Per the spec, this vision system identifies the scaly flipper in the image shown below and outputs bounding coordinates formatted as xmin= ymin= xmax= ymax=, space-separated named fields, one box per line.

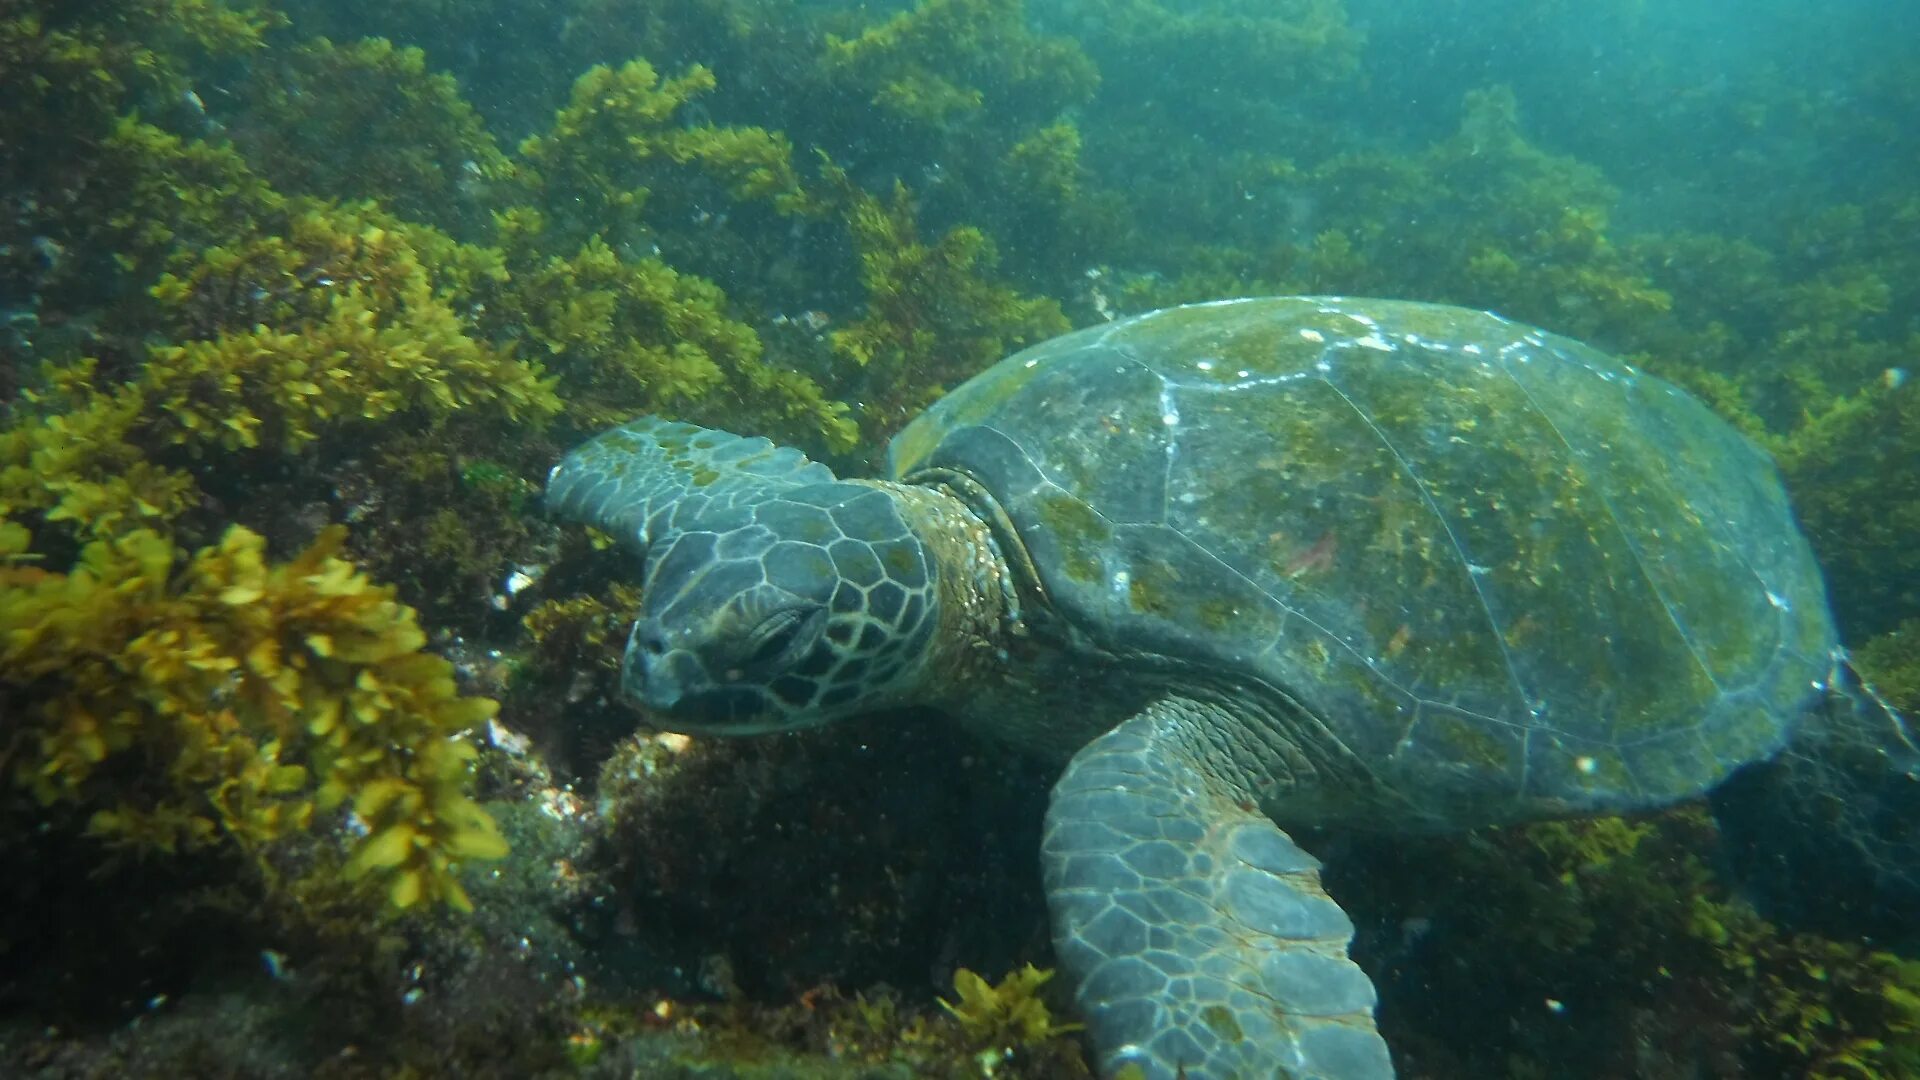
xmin=1711 ymin=656 xmax=1920 ymax=941
xmin=546 ymin=415 xmax=837 ymax=550
xmin=1043 ymin=699 xmax=1393 ymax=1079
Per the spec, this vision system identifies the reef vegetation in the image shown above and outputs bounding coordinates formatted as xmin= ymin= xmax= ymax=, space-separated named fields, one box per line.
xmin=1 ymin=0 xmax=1916 ymax=1076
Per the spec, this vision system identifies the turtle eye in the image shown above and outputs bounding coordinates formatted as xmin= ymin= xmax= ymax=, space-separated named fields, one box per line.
xmin=744 ymin=608 xmax=818 ymax=668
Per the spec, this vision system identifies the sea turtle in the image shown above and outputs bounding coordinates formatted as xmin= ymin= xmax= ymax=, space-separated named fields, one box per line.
xmin=545 ymin=296 xmax=1915 ymax=1079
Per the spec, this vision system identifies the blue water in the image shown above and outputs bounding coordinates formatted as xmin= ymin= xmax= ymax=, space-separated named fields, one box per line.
xmin=1 ymin=1 xmax=1916 ymax=1077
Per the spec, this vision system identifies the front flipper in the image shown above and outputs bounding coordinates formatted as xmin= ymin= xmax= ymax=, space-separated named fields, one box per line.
xmin=546 ymin=415 xmax=838 ymax=548
xmin=1042 ymin=699 xmax=1392 ymax=1080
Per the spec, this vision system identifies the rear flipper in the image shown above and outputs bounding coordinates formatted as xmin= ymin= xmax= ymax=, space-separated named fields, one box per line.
xmin=1042 ymin=699 xmax=1393 ymax=1080
xmin=1710 ymin=658 xmax=1920 ymax=945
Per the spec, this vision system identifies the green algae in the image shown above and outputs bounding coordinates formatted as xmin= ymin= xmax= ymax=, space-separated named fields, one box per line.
xmin=1 ymin=0 xmax=1916 ymax=1077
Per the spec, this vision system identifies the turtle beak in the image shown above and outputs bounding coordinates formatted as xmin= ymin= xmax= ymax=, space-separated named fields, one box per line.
xmin=620 ymin=615 xmax=799 ymax=732
xmin=623 ymin=618 xmax=698 ymax=711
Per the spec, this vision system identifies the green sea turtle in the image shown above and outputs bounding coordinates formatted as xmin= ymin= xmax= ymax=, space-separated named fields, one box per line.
xmin=546 ymin=296 xmax=1916 ymax=1079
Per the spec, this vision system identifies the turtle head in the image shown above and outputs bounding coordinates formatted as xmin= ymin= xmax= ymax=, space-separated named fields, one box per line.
xmin=548 ymin=418 xmax=940 ymax=734
xmin=621 ymin=481 xmax=939 ymax=732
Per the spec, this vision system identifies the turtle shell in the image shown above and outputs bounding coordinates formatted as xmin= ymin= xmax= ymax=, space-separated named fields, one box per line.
xmin=887 ymin=297 xmax=1838 ymax=824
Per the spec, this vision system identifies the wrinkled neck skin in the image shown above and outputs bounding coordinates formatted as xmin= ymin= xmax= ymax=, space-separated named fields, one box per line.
xmin=847 ymin=478 xmax=1026 ymax=715
xmin=851 ymin=476 xmax=1156 ymax=759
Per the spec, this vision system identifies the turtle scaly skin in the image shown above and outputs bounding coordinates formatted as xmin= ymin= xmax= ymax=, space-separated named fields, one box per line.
xmin=1043 ymin=697 xmax=1391 ymax=1076
xmin=547 ymin=298 xmax=1916 ymax=1080
xmin=547 ymin=416 xmax=998 ymax=732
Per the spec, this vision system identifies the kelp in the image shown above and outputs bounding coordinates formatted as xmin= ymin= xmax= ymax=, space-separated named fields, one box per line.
xmin=1 ymin=0 xmax=1916 ymax=1076
xmin=1 ymin=522 xmax=507 ymax=911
